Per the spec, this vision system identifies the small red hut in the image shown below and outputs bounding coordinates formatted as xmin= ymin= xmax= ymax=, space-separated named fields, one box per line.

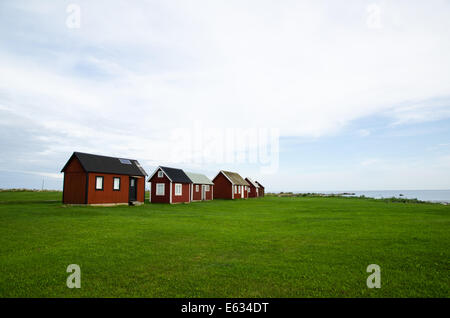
xmin=245 ymin=177 xmax=260 ymax=198
xmin=61 ymin=152 xmax=147 ymax=205
xmin=255 ymin=181 xmax=265 ymax=197
xmin=185 ymin=172 xmax=214 ymax=201
xmin=148 ymin=166 xmax=192 ymax=204
xmin=212 ymin=170 xmax=249 ymax=200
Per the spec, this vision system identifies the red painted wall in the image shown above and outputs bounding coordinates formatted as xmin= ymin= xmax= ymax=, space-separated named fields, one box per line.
xmin=192 ymin=184 xmax=202 ymax=201
xmin=136 ymin=177 xmax=145 ymax=202
xmin=149 ymin=168 xmax=171 ymax=203
xmin=87 ymin=173 xmax=145 ymax=204
xmin=172 ymin=182 xmax=190 ymax=203
xmin=232 ymin=184 xmax=246 ymax=199
xmin=249 ymin=186 xmax=258 ymax=197
xmin=213 ymin=173 xmax=233 ymax=199
xmin=206 ymin=185 xmax=213 ymax=200
xmin=192 ymin=184 xmax=213 ymax=201
xmin=258 ymin=187 xmax=265 ymax=197
xmin=246 ymin=180 xmax=258 ymax=198
xmin=63 ymin=157 xmax=86 ymax=204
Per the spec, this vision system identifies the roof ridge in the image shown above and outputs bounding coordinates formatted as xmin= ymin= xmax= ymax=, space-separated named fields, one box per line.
xmin=62 ymin=152 xmax=147 ymax=176
xmin=157 ymin=166 xmax=192 ymax=183
xmin=74 ymin=151 xmax=134 ymax=161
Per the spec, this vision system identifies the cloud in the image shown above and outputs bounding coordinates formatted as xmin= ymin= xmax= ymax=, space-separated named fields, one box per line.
xmin=388 ymin=97 xmax=450 ymax=126
xmin=358 ymin=129 xmax=371 ymax=137
xmin=0 ymin=0 xmax=450 ymax=187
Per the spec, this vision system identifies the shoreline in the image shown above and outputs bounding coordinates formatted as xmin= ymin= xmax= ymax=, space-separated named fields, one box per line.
xmin=267 ymin=192 xmax=450 ymax=205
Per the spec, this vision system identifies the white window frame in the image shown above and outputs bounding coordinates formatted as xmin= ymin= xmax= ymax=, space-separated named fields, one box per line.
xmin=113 ymin=177 xmax=120 ymax=191
xmin=238 ymin=186 xmax=241 ymax=194
xmin=156 ymin=183 xmax=165 ymax=196
xmin=175 ymin=183 xmax=182 ymax=196
xmin=235 ymin=185 xmax=237 ymax=194
xmin=205 ymin=185 xmax=210 ymax=191
xmin=196 ymin=184 xmax=199 ymax=192
xmin=158 ymin=171 xmax=163 ymax=178
xmin=95 ymin=176 xmax=104 ymax=190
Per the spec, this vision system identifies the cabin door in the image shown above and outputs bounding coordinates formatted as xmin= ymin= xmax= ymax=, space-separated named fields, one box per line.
xmin=129 ymin=177 xmax=137 ymax=201
xmin=201 ymin=185 xmax=206 ymax=200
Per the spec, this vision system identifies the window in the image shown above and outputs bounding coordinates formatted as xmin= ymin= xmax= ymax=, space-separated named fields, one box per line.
xmin=95 ymin=176 xmax=104 ymax=190
xmin=238 ymin=186 xmax=241 ymax=194
xmin=175 ymin=183 xmax=182 ymax=196
xmin=196 ymin=185 xmax=199 ymax=192
xmin=235 ymin=185 xmax=237 ymax=194
xmin=158 ymin=171 xmax=163 ymax=178
xmin=156 ymin=183 xmax=165 ymax=196
xmin=248 ymin=188 xmax=251 ymax=193
xmin=113 ymin=177 xmax=121 ymax=191
xmin=205 ymin=185 xmax=210 ymax=191
xmin=119 ymin=159 xmax=131 ymax=164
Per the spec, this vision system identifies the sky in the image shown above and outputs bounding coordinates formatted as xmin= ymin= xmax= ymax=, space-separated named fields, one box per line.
xmin=0 ymin=0 xmax=450 ymax=192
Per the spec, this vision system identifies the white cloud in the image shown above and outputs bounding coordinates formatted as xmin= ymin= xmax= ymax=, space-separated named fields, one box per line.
xmin=389 ymin=100 xmax=450 ymax=126
xmin=358 ymin=129 xmax=371 ymax=137
xmin=1 ymin=0 xmax=450 ymax=184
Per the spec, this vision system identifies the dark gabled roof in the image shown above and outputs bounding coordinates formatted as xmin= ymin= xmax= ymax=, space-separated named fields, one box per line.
xmin=255 ymin=181 xmax=264 ymax=188
xmin=61 ymin=152 xmax=147 ymax=176
xmin=159 ymin=166 xmax=192 ymax=183
xmin=218 ymin=171 xmax=249 ymax=186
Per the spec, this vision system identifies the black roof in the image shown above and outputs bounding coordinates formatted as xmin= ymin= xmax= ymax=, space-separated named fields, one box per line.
xmin=159 ymin=166 xmax=192 ymax=183
xmin=255 ymin=181 xmax=264 ymax=188
xmin=61 ymin=152 xmax=147 ymax=176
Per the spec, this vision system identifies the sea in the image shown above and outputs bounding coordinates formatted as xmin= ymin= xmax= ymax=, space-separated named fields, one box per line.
xmin=296 ymin=190 xmax=450 ymax=204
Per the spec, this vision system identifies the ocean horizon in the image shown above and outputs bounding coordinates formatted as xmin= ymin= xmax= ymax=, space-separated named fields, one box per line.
xmin=289 ymin=189 xmax=450 ymax=203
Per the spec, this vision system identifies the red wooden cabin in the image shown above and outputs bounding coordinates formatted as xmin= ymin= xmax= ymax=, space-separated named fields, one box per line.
xmin=61 ymin=152 xmax=147 ymax=205
xmin=212 ymin=170 xmax=249 ymax=200
xmin=255 ymin=181 xmax=265 ymax=197
xmin=148 ymin=166 xmax=192 ymax=204
xmin=185 ymin=172 xmax=214 ymax=201
xmin=245 ymin=177 xmax=260 ymax=198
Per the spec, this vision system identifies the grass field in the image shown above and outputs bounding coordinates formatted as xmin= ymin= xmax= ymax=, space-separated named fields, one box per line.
xmin=0 ymin=191 xmax=449 ymax=297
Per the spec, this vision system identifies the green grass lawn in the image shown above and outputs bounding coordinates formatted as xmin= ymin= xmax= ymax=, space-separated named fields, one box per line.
xmin=0 ymin=191 xmax=449 ymax=297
